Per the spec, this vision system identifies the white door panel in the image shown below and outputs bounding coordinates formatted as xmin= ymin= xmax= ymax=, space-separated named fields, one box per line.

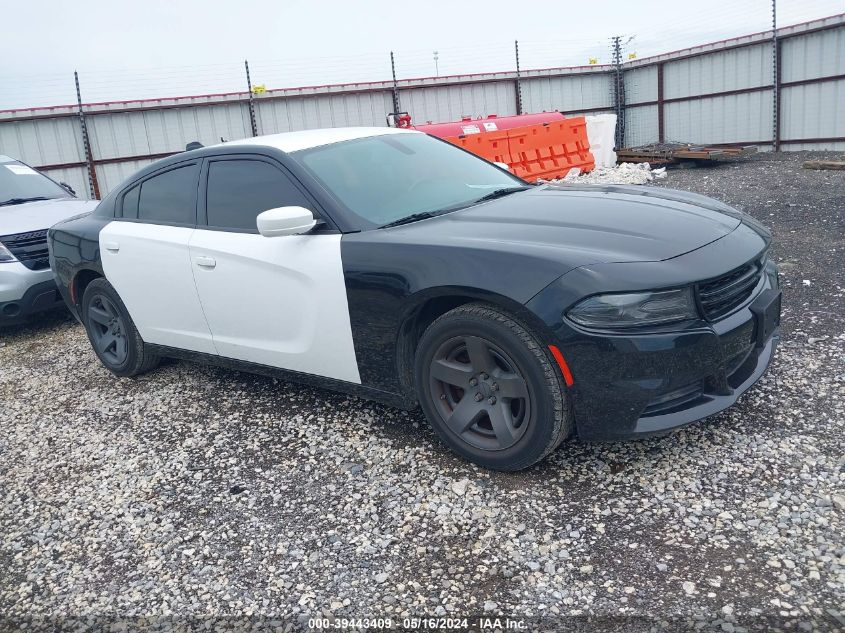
xmin=188 ymin=230 xmax=360 ymax=384
xmin=100 ymin=221 xmax=217 ymax=354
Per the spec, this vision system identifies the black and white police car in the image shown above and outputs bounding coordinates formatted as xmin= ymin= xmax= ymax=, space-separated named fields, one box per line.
xmin=48 ymin=127 xmax=780 ymax=470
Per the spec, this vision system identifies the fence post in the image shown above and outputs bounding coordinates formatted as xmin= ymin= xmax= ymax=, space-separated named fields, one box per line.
xmin=74 ymin=71 xmax=100 ymax=200
xmin=657 ymin=62 xmax=665 ymax=143
xmin=611 ymin=36 xmax=626 ymax=150
xmin=244 ymin=60 xmax=259 ymax=137
xmin=514 ymin=40 xmax=523 ymax=115
xmin=390 ymin=51 xmax=401 ymax=114
xmin=772 ymin=0 xmax=781 ymax=151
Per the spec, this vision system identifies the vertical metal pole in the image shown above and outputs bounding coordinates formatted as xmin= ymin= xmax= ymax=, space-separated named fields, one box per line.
xmin=74 ymin=71 xmax=100 ymax=200
xmin=245 ymin=60 xmax=258 ymax=137
xmin=390 ymin=51 xmax=401 ymax=114
xmin=772 ymin=0 xmax=781 ymax=151
xmin=514 ymin=40 xmax=523 ymax=115
xmin=611 ymin=36 xmax=625 ymax=150
xmin=657 ymin=62 xmax=665 ymax=144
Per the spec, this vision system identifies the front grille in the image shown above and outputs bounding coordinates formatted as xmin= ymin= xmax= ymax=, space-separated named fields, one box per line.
xmin=697 ymin=257 xmax=764 ymax=320
xmin=0 ymin=229 xmax=50 ymax=270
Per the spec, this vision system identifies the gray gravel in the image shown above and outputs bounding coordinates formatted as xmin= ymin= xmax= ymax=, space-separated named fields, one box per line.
xmin=1 ymin=151 xmax=844 ymax=632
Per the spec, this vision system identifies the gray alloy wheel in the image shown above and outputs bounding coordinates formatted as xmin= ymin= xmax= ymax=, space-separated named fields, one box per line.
xmin=86 ymin=293 xmax=129 ymax=366
xmin=428 ymin=335 xmax=531 ymax=451
xmin=81 ymin=278 xmax=160 ymax=377
xmin=414 ymin=302 xmax=572 ymax=471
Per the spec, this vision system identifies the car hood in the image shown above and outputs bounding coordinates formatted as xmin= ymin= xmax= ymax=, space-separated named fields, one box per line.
xmin=346 ymin=184 xmax=770 ymax=307
xmin=425 ymin=184 xmax=746 ymax=265
xmin=0 ymin=198 xmax=99 ymax=236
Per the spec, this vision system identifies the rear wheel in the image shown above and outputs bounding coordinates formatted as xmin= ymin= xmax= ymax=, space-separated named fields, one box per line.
xmin=414 ymin=303 xmax=572 ymax=471
xmin=81 ymin=278 xmax=159 ymax=377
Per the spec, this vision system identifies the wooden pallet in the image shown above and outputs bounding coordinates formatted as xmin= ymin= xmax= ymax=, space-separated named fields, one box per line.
xmin=803 ymin=160 xmax=845 ymax=170
xmin=617 ymin=144 xmax=757 ymax=165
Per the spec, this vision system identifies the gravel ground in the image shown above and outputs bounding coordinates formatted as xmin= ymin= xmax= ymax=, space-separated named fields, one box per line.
xmin=1 ymin=151 xmax=844 ymax=632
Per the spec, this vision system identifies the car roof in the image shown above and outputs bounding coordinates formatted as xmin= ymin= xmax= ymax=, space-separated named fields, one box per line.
xmin=217 ymin=126 xmax=421 ymax=153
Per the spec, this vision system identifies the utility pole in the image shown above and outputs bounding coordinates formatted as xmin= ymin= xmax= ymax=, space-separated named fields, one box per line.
xmin=514 ymin=40 xmax=523 ymax=115
xmin=772 ymin=0 xmax=781 ymax=151
xmin=433 ymin=50 xmax=439 ymax=76
xmin=244 ymin=60 xmax=258 ymax=137
xmin=611 ymin=36 xmax=625 ymax=150
xmin=390 ymin=51 xmax=401 ymax=114
xmin=74 ymin=71 xmax=100 ymax=200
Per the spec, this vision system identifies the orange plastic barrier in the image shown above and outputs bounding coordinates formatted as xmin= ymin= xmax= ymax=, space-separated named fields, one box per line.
xmin=447 ymin=129 xmax=512 ymax=165
xmin=508 ymin=118 xmax=595 ymax=180
xmin=442 ymin=116 xmax=595 ymax=182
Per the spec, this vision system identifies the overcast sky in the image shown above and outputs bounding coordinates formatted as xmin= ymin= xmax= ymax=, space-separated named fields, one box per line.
xmin=1 ymin=0 xmax=842 ymax=109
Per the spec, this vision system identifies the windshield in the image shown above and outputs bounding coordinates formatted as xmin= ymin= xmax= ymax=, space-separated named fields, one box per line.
xmin=0 ymin=157 xmax=72 ymax=206
xmin=292 ymin=133 xmax=526 ymax=229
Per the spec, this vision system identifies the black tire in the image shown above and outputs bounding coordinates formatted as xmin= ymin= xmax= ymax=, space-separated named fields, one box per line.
xmin=414 ymin=303 xmax=572 ymax=471
xmin=81 ymin=278 xmax=159 ymax=377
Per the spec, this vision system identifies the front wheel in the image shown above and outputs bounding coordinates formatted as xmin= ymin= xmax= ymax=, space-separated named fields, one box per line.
xmin=81 ymin=278 xmax=159 ymax=377
xmin=414 ymin=303 xmax=572 ymax=471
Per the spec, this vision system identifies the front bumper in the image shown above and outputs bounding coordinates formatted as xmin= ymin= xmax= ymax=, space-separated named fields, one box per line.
xmin=562 ymin=297 xmax=778 ymax=440
xmin=0 ymin=262 xmax=66 ymax=324
xmin=529 ymin=256 xmax=780 ymax=441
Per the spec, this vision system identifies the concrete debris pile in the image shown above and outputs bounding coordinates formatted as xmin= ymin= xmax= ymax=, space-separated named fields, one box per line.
xmin=542 ymin=162 xmax=668 ymax=186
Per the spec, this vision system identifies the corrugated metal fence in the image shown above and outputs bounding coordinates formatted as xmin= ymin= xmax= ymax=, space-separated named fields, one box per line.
xmin=1 ymin=14 xmax=843 ymax=200
xmin=623 ymin=13 xmax=845 ymax=149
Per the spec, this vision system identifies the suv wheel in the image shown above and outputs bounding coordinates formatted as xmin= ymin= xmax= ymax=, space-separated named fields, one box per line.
xmin=414 ymin=303 xmax=572 ymax=471
xmin=81 ymin=278 xmax=159 ymax=377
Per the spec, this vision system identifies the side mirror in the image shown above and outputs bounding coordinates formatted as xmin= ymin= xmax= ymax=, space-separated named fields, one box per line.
xmin=493 ymin=162 xmax=511 ymax=172
xmin=256 ymin=206 xmax=317 ymax=237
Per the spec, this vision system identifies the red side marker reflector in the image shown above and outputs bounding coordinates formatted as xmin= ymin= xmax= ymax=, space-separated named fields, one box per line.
xmin=548 ymin=345 xmax=574 ymax=387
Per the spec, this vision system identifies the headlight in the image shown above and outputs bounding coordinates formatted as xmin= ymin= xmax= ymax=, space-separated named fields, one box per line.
xmin=0 ymin=242 xmax=16 ymax=263
xmin=567 ymin=287 xmax=697 ymax=328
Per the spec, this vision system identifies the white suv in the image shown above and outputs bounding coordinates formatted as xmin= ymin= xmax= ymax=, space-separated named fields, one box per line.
xmin=0 ymin=155 xmax=98 ymax=325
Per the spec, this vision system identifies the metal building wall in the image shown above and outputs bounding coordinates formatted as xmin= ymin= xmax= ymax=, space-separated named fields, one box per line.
xmin=625 ymin=105 xmax=660 ymax=147
xmin=664 ymin=91 xmax=775 ymax=145
xmin=256 ymin=90 xmax=394 ymax=133
xmin=401 ymin=81 xmax=517 ymax=124
xmin=780 ymin=26 xmax=845 ymax=149
xmin=0 ymin=115 xmax=85 ymax=167
xmin=662 ymin=44 xmax=772 ymax=99
xmin=623 ymin=66 xmax=659 ymax=146
xmin=520 ymin=72 xmax=611 ymax=114
xmin=89 ymin=104 xmax=253 ymax=161
xmin=661 ymin=43 xmax=774 ymax=147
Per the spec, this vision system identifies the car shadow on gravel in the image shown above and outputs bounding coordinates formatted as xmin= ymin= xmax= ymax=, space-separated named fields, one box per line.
xmin=0 ymin=308 xmax=75 ymax=341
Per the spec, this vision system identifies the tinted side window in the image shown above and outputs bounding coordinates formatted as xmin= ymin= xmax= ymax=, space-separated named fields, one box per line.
xmin=137 ymin=165 xmax=197 ymax=224
xmin=122 ymin=184 xmax=140 ymax=218
xmin=206 ymin=159 xmax=311 ymax=231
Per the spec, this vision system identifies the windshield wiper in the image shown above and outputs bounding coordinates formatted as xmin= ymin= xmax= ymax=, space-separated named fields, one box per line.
xmin=0 ymin=196 xmax=50 ymax=207
xmin=379 ymin=210 xmax=446 ymax=229
xmin=472 ymin=186 xmax=531 ymax=203
xmin=378 ymin=186 xmax=531 ymax=229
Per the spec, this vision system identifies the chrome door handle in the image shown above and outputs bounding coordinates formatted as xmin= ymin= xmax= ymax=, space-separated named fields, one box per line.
xmin=194 ymin=256 xmax=216 ymax=269
xmin=104 ymin=241 xmax=120 ymax=252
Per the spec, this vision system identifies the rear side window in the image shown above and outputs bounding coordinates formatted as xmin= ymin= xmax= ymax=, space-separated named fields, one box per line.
xmin=121 ymin=184 xmax=140 ymax=218
xmin=136 ymin=164 xmax=198 ymax=225
xmin=205 ymin=159 xmax=311 ymax=231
